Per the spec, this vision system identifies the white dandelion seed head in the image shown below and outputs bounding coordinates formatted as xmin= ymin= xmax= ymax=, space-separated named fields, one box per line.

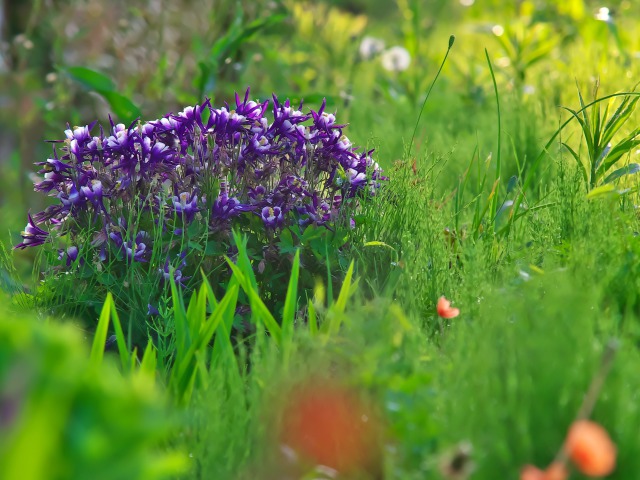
xmin=380 ymin=46 xmax=411 ymax=72
xmin=595 ymin=7 xmax=612 ymax=22
xmin=359 ymin=36 xmax=385 ymax=60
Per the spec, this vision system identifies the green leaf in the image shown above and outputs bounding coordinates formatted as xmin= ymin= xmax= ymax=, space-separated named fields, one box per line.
xmin=603 ymin=163 xmax=640 ymax=184
xmin=224 ymin=255 xmax=283 ymax=345
xmin=599 ymin=132 xmax=640 ymax=177
xmin=209 ymin=3 xmax=244 ymax=62
xmin=326 ymin=261 xmax=356 ymax=336
xmin=246 ymin=288 xmax=283 ymax=346
xmin=601 ymin=96 xmax=639 ymax=147
xmin=108 ymin=296 xmax=131 ymax=371
xmin=307 ymin=299 xmax=318 ymax=336
xmin=171 ymin=284 xmax=239 ymax=402
xmin=90 ymin=292 xmax=114 ymax=368
xmin=138 ymin=341 xmax=157 ymax=380
xmin=170 ymin=271 xmax=189 ymax=363
xmin=586 ymin=183 xmax=616 ymax=199
xmin=282 ymin=250 xmax=300 ymax=363
xmin=562 ymin=142 xmax=589 ymax=185
xmin=64 ymin=66 xmax=115 ymax=91
xmin=225 ymin=14 xmax=287 ymax=57
xmin=363 ymin=241 xmax=396 ymax=251
xmin=231 ymin=231 xmax=258 ymax=292
xmin=99 ymin=90 xmax=141 ymax=123
xmin=277 ymin=228 xmax=296 ymax=254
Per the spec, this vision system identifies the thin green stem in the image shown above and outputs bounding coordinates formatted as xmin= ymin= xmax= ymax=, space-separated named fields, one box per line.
xmin=407 ymin=35 xmax=455 ymax=158
xmin=485 ymin=49 xmax=502 ymax=230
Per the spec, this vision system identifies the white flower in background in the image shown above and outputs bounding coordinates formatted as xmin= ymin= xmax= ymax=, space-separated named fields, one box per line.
xmin=595 ymin=7 xmax=612 ymax=22
xmin=359 ymin=36 xmax=385 ymax=60
xmin=492 ymin=24 xmax=505 ymax=36
xmin=380 ymin=46 xmax=411 ymax=72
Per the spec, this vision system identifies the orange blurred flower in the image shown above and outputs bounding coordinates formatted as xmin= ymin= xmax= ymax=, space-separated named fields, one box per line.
xmin=437 ymin=296 xmax=460 ymax=319
xmin=278 ymin=381 xmax=380 ymax=474
xmin=520 ymin=462 xmax=568 ymax=480
xmin=565 ymin=420 xmax=616 ymax=476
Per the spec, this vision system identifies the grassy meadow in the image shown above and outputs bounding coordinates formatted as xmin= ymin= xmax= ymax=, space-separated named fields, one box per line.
xmin=1 ymin=1 xmax=640 ymax=479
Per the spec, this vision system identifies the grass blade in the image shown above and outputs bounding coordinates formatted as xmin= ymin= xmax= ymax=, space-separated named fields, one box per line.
xmin=90 ymin=292 xmax=113 ymax=368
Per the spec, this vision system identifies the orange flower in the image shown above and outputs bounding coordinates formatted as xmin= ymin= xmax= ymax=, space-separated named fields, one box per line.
xmin=437 ymin=296 xmax=460 ymax=319
xmin=278 ymin=381 xmax=380 ymax=473
xmin=520 ymin=462 xmax=568 ymax=480
xmin=565 ymin=420 xmax=616 ymax=476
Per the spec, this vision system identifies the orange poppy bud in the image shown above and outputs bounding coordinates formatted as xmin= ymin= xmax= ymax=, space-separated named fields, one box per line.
xmin=521 ymin=465 xmax=545 ymax=480
xmin=437 ymin=296 xmax=460 ymax=319
xmin=278 ymin=381 xmax=380 ymax=473
xmin=565 ymin=420 xmax=616 ymax=476
xmin=520 ymin=462 xmax=568 ymax=480
xmin=544 ymin=462 xmax=569 ymax=480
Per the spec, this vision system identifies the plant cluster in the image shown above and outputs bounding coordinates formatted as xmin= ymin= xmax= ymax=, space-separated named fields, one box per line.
xmin=16 ymin=88 xmax=384 ymax=325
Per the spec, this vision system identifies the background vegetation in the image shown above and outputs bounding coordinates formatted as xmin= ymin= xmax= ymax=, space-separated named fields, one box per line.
xmin=1 ymin=0 xmax=640 ymax=479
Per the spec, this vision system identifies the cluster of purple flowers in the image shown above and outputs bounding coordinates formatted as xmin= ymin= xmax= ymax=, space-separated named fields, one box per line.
xmin=16 ymin=88 xmax=385 ymax=273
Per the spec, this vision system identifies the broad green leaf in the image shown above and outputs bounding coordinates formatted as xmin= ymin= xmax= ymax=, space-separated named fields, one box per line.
xmin=307 ymin=298 xmax=318 ymax=336
xmin=99 ymin=90 xmax=141 ymax=123
xmin=170 ymin=272 xmax=189 ymax=363
xmin=225 ymin=255 xmax=283 ymax=345
xmin=64 ymin=66 xmax=115 ymax=91
xmin=282 ymin=250 xmax=300 ymax=338
xmin=90 ymin=292 xmax=113 ymax=368
xmin=108 ymin=295 xmax=131 ymax=371
xmin=602 ymin=96 xmax=639 ymax=146
xmin=363 ymin=241 xmax=396 ymax=250
xmin=329 ymin=260 xmax=355 ymax=334
xmin=231 ymin=231 xmax=258 ymax=292
xmin=138 ymin=341 xmax=157 ymax=380
xmin=603 ymin=163 xmax=640 ymax=184
xmin=172 ymin=284 xmax=239 ymax=401
xmin=562 ymin=142 xmax=589 ymax=185
xmin=246 ymin=287 xmax=282 ymax=346
xmin=586 ymin=183 xmax=616 ymax=199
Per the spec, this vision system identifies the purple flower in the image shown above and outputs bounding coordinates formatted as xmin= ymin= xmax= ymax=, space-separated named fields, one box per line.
xmin=171 ymin=191 xmax=199 ymax=223
xmin=64 ymin=125 xmax=92 ymax=144
xmin=34 ymin=171 xmax=67 ymax=193
xmin=21 ymin=88 xmax=385 ymax=272
xmin=347 ymin=168 xmax=367 ymax=188
xmin=67 ymin=245 xmax=79 ymax=262
xmin=80 ymin=179 xmax=104 ymax=205
xmin=110 ymin=230 xmax=151 ymax=263
xmin=260 ymin=206 xmax=284 ymax=228
xmin=234 ymin=88 xmax=268 ymax=120
xmin=159 ymin=252 xmax=189 ymax=287
xmin=270 ymin=96 xmax=310 ymax=138
xmin=310 ymin=99 xmax=344 ymax=132
xmin=245 ymin=134 xmax=274 ymax=155
xmin=248 ymin=185 xmax=267 ymax=204
xmin=58 ymin=245 xmax=79 ymax=267
xmin=15 ymin=214 xmax=49 ymax=249
xmin=297 ymin=193 xmax=331 ymax=227
xmin=212 ymin=192 xmax=252 ymax=222
xmin=278 ymin=174 xmax=309 ymax=199
xmin=125 ymin=231 xmax=150 ymax=262
xmin=37 ymin=156 xmax=72 ymax=173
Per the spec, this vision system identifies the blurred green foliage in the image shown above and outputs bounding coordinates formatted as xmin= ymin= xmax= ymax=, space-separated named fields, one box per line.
xmin=0 ymin=297 xmax=186 ymax=480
